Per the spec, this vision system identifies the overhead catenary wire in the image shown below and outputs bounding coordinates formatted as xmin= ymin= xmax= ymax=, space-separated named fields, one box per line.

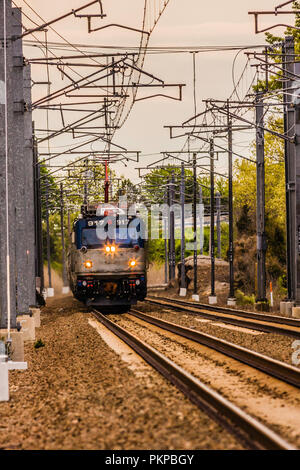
xmin=13 ymin=1 xmax=288 ymax=200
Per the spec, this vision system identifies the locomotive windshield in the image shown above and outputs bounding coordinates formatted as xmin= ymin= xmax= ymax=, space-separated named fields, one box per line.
xmin=81 ymin=227 xmax=144 ymax=249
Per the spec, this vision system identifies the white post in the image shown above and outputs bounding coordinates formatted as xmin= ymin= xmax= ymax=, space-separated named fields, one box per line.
xmin=0 ymin=344 xmax=9 ymax=401
xmin=270 ymin=282 xmax=274 ymax=308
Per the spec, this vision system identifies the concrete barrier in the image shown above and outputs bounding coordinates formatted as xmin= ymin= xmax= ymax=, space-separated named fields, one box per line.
xmin=0 ymin=353 xmax=27 ymax=402
xmin=280 ymin=301 xmax=294 ymax=317
xmin=280 ymin=301 xmax=287 ymax=316
xmin=0 ymin=361 xmax=9 ymax=401
xmin=292 ymin=307 xmax=300 ymax=319
xmin=17 ymin=315 xmax=35 ymax=342
xmin=47 ymin=288 xmax=54 ymax=297
xmin=227 ymin=298 xmax=237 ymax=307
xmin=7 ymin=361 xmax=27 ymax=371
xmin=30 ymin=307 xmax=41 ymax=328
xmin=209 ymin=295 xmax=217 ymax=305
xmin=179 ymin=288 xmax=187 ymax=297
xmin=0 ymin=330 xmax=24 ymax=362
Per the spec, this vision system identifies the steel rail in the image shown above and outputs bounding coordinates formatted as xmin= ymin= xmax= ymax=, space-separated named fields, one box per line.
xmin=129 ymin=309 xmax=300 ymax=388
xmin=147 ymin=295 xmax=300 ymax=327
xmin=145 ymin=297 xmax=300 ymax=339
xmin=91 ymin=309 xmax=296 ymax=450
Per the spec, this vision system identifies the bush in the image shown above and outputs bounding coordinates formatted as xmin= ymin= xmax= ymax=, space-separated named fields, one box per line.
xmin=235 ymin=289 xmax=256 ymax=306
xmin=278 ymin=274 xmax=287 ymax=297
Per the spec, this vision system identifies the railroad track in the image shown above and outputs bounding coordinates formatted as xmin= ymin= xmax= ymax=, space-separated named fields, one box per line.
xmin=92 ymin=309 xmax=297 ymax=450
xmin=145 ymin=296 xmax=300 ymax=339
xmin=130 ymin=309 xmax=300 ymax=388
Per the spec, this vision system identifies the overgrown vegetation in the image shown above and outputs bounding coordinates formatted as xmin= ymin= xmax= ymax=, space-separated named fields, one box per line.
xmin=235 ymin=290 xmax=256 ymax=307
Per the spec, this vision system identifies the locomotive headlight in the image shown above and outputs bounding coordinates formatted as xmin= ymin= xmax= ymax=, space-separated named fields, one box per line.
xmin=105 ymin=245 xmax=116 ymax=254
xmin=129 ymin=259 xmax=136 ymax=268
xmin=84 ymin=260 xmax=93 ymax=269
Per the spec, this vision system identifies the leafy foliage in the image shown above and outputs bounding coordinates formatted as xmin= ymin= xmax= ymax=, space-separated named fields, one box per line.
xmin=142 ymin=166 xmax=228 ymax=206
xmin=255 ymin=1 xmax=300 ymax=93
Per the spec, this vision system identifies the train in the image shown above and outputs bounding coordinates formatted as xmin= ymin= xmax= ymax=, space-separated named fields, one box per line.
xmin=67 ymin=203 xmax=147 ymax=312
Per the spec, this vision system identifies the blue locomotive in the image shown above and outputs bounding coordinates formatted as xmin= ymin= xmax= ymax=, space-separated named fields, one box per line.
xmin=67 ymin=203 xmax=147 ymax=312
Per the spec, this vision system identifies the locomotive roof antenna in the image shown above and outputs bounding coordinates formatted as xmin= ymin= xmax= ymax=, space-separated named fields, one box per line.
xmin=3 ymin=0 xmax=11 ymax=347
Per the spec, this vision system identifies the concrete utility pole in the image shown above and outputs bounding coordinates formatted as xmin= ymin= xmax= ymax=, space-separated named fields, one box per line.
xmin=60 ymin=183 xmax=69 ymax=294
xmin=209 ymin=139 xmax=217 ymax=305
xmin=33 ymin=134 xmax=44 ymax=294
xmin=216 ymin=192 xmax=221 ymax=258
xmin=23 ymin=65 xmax=36 ymax=308
xmin=255 ymin=91 xmax=267 ymax=306
xmin=278 ymin=37 xmax=300 ymax=317
xmin=292 ymin=60 xmax=300 ymax=316
xmin=84 ymin=158 xmax=88 ymax=205
xmin=199 ymin=186 xmax=203 ymax=255
xmin=192 ymin=153 xmax=199 ymax=301
xmin=180 ymin=162 xmax=186 ymax=296
xmin=169 ymin=172 xmax=176 ymax=281
xmin=227 ymin=112 xmax=236 ymax=306
xmin=45 ymin=183 xmax=53 ymax=296
xmin=0 ymin=0 xmax=17 ymax=330
xmin=104 ymin=160 xmax=109 ymax=204
xmin=12 ymin=8 xmax=30 ymax=314
xmin=164 ymin=188 xmax=168 ymax=285
xmin=167 ymin=178 xmax=171 ymax=281
xmin=68 ymin=210 xmax=71 ymax=236
xmin=283 ymin=37 xmax=296 ymax=306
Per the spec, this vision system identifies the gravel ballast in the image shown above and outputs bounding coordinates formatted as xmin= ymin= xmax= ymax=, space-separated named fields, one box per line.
xmin=112 ymin=313 xmax=300 ymax=447
xmin=0 ymin=296 xmax=241 ymax=450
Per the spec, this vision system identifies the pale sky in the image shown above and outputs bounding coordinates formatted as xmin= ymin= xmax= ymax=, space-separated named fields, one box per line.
xmin=14 ymin=0 xmax=295 ymax=182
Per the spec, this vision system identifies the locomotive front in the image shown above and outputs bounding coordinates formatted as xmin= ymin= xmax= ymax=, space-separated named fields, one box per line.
xmin=68 ymin=204 xmax=147 ymax=310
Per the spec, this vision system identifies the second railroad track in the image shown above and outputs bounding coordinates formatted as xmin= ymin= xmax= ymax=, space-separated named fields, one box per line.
xmin=145 ymin=296 xmax=300 ymax=339
xmin=92 ymin=308 xmax=297 ymax=451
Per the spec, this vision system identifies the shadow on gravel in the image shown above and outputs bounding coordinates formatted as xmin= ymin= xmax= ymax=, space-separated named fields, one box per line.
xmin=93 ymin=306 xmax=131 ymax=315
